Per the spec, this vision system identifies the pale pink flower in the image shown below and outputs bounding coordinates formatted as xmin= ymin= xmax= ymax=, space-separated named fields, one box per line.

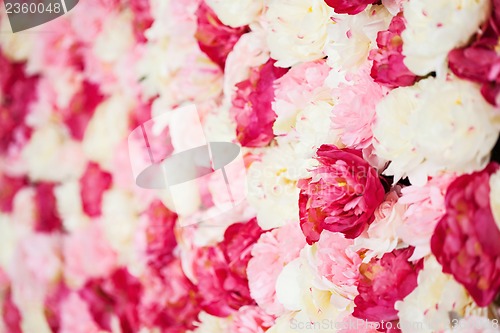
xmin=316 ymin=232 xmax=362 ymax=299
xmin=63 ymin=222 xmax=117 ymax=287
xmin=59 ymin=293 xmax=100 ymax=333
xmin=247 ymin=222 xmax=306 ymax=316
xmin=397 ymin=175 xmax=455 ymax=260
xmin=228 ymin=305 xmax=275 ymax=333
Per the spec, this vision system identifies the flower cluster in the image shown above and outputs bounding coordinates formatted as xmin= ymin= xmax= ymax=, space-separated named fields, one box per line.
xmin=1 ymin=0 xmax=500 ymax=332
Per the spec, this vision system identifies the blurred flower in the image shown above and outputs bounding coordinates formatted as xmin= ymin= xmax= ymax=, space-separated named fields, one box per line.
xmin=79 ymin=162 xmax=112 ymax=218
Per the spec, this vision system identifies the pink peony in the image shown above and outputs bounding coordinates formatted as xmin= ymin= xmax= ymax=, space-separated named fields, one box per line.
xmin=331 ymin=65 xmax=386 ymax=149
xmin=247 ymin=222 xmax=306 ymax=316
xmin=79 ymin=268 xmax=143 ymax=333
xmin=0 ymin=174 xmax=27 ymax=213
xmin=63 ymin=222 xmax=117 ymax=287
xmin=228 ymin=305 xmax=275 ymax=333
xmin=61 ymin=81 xmax=104 ymax=141
xmin=140 ymin=259 xmax=201 ymax=332
xmin=192 ymin=218 xmax=264 ymax=317
xmin=317 ymin=232 xmax=362 ymax=299
xmin=324 ymin=0 xmax=376 ymax=15
xmin=0 ymin=51 xmax=38 ymax=154
xmin=231 ymin=59 xmax=288 ymax=147
xmin=431 ymin=162 xmax=500 ymax=307
xmin=34 ymin=182 xmax=63 ymax=233
xmin=448 ymin=0 xmax=500 ymax=105
xmin=141 ymin=200 xmax=178 ymax=276
xmin=298 ymin=145 xmax=385 ymax=244
xmin=353 ymin=247 xmax=423 ymax=330
xmin=195 ymin=1 xmax=249 ymax=69
xmin=397 ymin=175 xmax=456 ymax=260
xmin=79 ymin=162 xmax=113 ymax=218
xmin=369 ymin=14 xmax=417 ymax=88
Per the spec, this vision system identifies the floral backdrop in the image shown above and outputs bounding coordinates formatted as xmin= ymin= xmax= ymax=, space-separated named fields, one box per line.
xmin=1 ymin=0 xmax=500 ymax=332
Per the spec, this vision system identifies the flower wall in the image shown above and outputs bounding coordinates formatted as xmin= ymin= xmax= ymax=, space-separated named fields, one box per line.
xmin=1 ymin=0 xmax=500 ymax=332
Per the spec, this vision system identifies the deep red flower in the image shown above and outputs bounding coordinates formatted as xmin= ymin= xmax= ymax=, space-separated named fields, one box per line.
xmin=324 ymin=0 xmax=376 ymax=15
xmin=0 ymin=173 xmax=27 ymax=213
xmin=34 ymin=182 xmax=63 ymax=233
xmin=431 ymin=162 xmax=500 ymax=307
xmin=79 ymin=268 xmax=143 ymax=333
xmin=79 ymin=162 xmax=112 ymax=217
xmin=353 ymin=247 xmax=423 ymax=331
xmin=195 ymin=1 xmax=249 ymax=69
xmin=61 ymin=81 xmax=104 ymax=141
xmin=192 ymin=218 xmax=264 ymax=317
xmin=369 ymin=14 xmax=417 ymax=88
xmin=231 ymin=59 xmax=288 ymax=147
xmin=298 ymin=145 xmax=385 ymax=244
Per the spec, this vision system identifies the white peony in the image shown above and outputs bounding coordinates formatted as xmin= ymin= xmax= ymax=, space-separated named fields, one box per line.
xmin=490 ymin=169 xmax=500 ymax=232
xmin=396 ymin=256 xmax=480 ymax=333
xmin=325 ymin=6 xmax=391 ymax=72
xmin=22 ymin=122 xmax=86 ymax=182
xmin=83 ymin=95 xmax=132 ymax=171
xmin=247 ymin=143 xmax=313 ymax=230
xmin=373 ymin=76 xmax=500 ymax=185
xmin=205 ymin=0 xmax=263 ymax=28
xmin=264 ymin=0 xmax=333 ymax=67
xmin=402 ymin=0 xmax=490 ymax=76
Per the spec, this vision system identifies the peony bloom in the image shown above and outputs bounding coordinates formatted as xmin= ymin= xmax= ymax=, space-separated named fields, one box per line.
xmin=448 ymin=0 xmax=500 ymax=106
xmin=369 ymin=14 xmax=417 ymax=88
xmin=265 ymin=0 xmax=333 ymax=67
xmin=205 ymin=0 xmax=263 ymax=28
xmin=195 ymin=1 xmax=249 ymax=70
xmin=247 ymin=222 xmax=306 ymax=316
xmin=373 ymin=76 xmax=500 ymax=185
xmin=397 ymin=175 xmax=455 ymax=260
xmin=402 ymin=0 xmax=490 ymax=76
xmin=431 ymin=163 xmax=500 ymax=307
xmin=331 ymin=64 xmax=386 ymax=149
xmin=79 ymin=162 xmax=112 ymax=218
xmin=192 ymin=218 xmax=264 ymax=317
xmin=78 ymin=268 xmax=143 ymax=333
xmin=316 ymin=231 xmax=362 ymax=300
xmin=228 ymin=305 xmax=275 ymax=333
xmin=298 ymin=145 xmax=385 ymax=243
xmin=353 ymin=187 xmax=405 ymax=262
xmin=353 ymin=247 xmax=423 ymax=329
xmin=324 ymin=0 xmax=376 ymax=15
xmin=231 ymin=59 xmax=288 ymax=147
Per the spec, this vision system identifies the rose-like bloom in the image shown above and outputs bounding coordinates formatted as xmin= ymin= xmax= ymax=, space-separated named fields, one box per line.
xmin=205 ymin=0 xmax=263 ymax=28
xmin=316 ymin=231 xmax=361 ymax=300
xmin=265 ymin=0 xmax=333 ymax=67
xmin=397 ymin=175 xmax=455 ymax=260
xmin=373 ymin=76 xmax=500 ymax=185
xmin=247 ymin=222 xmax=306 ymax=316
xmin=79 ymin=162 xmax=112 ymax=218
xmin=331 ymin=64 xmax=386 ymax=149
xmin=272 ymin=60 xmax=331 ymax=136
xmin=231 ymin=59 xmax=288 ymax=147
xmin=192 ymin=218 xmax=264 ymax=317
xmin=79 ymin=268 xmax=142 ymax=333
xmin=195 ymin=1 xmax=249 ymax=70
xmin=324 ymin=0 xmax=376 ymax=15
xmin=402 ymin=0 xmax=490 ymax=76
xmin=353 ymin=247 xmax=423 ymax=329
xmin=369 ymin=14 xmax=417 ymax=88
xmin=395 ymin=256 xmax=476 ymax=333
xmin=431 ymin=163 xmax=500 ymax=307
xmin=298 ymin=145 xmax=385 ymax=243
xmin=325 ymin=5 xmax=391 ymax=73
xmin=228 ymin=305 xmax=275 ymax=333
xmin=353 ymin=187 xmax=405 ymax=262
xmin=0 ymin=51 xmax=38 ymax=154
xmin=448 ymin=0 xmax=500 ymax=106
